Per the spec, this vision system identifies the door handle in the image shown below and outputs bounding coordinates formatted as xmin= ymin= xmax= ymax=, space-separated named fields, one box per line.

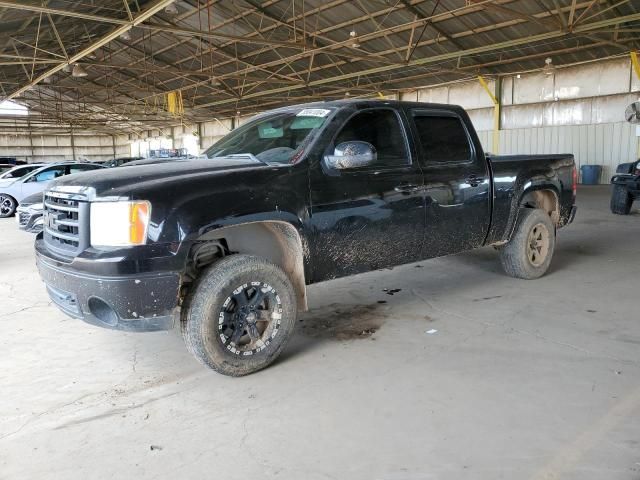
xmin=465 ymin=175 xmax=484 ymax=187
xmin=394 ymin=184 xmax=421 ymax=193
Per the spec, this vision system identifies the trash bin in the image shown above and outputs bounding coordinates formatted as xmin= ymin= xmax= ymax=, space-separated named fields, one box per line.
xmin=580 ymin=165 xmax=602 ymax=185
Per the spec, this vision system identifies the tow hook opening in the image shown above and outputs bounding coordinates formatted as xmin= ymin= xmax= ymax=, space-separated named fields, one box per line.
xmin=88 ymin=297 xmax=119 ymax=327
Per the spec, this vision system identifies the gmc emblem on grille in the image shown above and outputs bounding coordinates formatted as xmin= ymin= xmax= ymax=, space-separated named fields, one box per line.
xmin=46 ymin=211 xmax=65 ymax=230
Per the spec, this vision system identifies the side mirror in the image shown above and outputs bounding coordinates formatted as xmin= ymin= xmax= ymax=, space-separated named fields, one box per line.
xmin=625 ymin=102 xmax=640 ymax=124
xmin=325 ymin=141 xmax=377 ymax=170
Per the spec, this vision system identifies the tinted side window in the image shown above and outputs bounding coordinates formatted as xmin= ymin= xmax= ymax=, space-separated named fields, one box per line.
xmin=7 ymin=167 xmax=33 ymax=178
xmin=413 ymin=115 xmax=471 ymax=163
xmin=335 ymin=109 xmax=409 ymax=167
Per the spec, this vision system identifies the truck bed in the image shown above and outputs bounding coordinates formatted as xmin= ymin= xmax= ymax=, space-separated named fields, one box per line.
xmin=486 ymin=154 xmax=576 ymax=245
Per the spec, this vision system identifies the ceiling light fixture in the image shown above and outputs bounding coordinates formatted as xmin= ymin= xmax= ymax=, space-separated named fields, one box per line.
xmin=349 ymin=30 xmax=360 ymax=48
xmin=62 ymin=64 xmax=71 ymax=73
xmin=72 ymin=64 xmax=88 ymax=78
xmin=119 ymin=30 xmax=132 ymax=41
xmin=543 ymin=57 xmax=555 ymax=76
xmin=165 ymin=2 xmax=179 ymax=15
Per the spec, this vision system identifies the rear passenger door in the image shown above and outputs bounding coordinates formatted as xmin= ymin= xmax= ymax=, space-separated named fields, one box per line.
xmin=308 ymin=107 xmax=425 ymax=281
xmin=409 ymin=110 xmax=491 ymax=258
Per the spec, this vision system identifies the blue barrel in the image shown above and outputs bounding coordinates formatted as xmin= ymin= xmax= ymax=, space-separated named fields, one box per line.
xmin=580 ymin=165 xmax=602 ymax=185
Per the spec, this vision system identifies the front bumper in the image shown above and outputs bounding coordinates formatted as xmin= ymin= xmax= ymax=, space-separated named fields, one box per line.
xmin=36 ymin=246 xmax=181 ymax=332
xmin=16 ymin=207 xmax=43 ymax=233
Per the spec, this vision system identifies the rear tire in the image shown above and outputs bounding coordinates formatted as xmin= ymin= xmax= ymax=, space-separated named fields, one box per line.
xmin=0 ymin=194 xmax=17 ymax=218
xmin=181 ymin=254 xmax=297 ymax=376
xmin=499 ymin=208 xmax=555 ymax=280
xmin=610 ymin=184 xmax=633 ymax=215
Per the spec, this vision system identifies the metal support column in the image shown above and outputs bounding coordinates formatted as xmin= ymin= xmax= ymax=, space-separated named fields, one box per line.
xmin=478 ymin=75 xmax=501 ymax=154
xmin=631 ymin=51 xmax=640 ymax=158
xmin=70 ymin=123 xmax=76 ymax=161
xmin=26 ymin=119 xmax=35 ymax=161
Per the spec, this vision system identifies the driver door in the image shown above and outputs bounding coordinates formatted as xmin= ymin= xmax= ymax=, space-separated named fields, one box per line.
xmin=307 ymin=108 xmax=425 ymax=282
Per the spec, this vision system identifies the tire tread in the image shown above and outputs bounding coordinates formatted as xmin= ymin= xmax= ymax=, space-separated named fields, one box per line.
xmin=499 ymin=208 xmax=556 ymax=280
xmin=181 ymin=254 xmax=297 ymax=376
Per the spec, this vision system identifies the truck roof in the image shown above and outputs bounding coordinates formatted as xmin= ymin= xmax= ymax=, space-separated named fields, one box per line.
xmin=266 ymin=98 xmax=465 ymax=114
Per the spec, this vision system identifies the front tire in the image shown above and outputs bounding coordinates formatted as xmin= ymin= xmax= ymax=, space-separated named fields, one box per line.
xmin=181 ymin=254 xmax=297 ymax=376
xmin=499 ymin=208 xmax=556 ymax=280
xmin=0 ymin=194 xmax=17 ymax=218
xmin=610 ymin=184 xmax=633 ymax=215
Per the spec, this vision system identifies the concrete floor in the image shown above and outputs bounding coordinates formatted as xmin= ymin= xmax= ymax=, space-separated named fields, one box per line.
xmin=1 ymin=186 xmax=639 ymax=480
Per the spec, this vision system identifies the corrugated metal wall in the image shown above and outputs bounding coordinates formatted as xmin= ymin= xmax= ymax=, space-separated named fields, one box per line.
xmin=476 ymin=122 xmax=638 ymax=181
xmin=0 ymin=133 xmax=129 ymax=163
xmin=401 ymin=56 xmax=640 ymax=183
xmin=123 ymin=57 xmax=640 ymax=183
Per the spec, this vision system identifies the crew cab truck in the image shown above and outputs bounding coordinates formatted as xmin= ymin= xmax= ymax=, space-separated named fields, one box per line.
xmin=35 ymin=100 xmax=577 ymax=376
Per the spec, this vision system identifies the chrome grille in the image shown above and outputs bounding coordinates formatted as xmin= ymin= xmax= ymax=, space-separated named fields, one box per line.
xmin=43 ymin=190 xmax=89 ymax=256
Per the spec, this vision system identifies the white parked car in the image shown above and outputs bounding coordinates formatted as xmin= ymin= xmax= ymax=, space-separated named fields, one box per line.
xmin=0 ymin=162 xmax=104 ymax=217
xmin=0 ymin=163 xmax=45 ymax=186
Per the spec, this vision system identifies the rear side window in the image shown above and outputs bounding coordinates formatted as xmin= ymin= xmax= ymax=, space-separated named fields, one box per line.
xmin=6 ymin=166 xmax=35 ymax=178
xmin=412 ymin=114 xmax=471 ymax=164
xmin=334 ymin=109 xmax=409 ymax=167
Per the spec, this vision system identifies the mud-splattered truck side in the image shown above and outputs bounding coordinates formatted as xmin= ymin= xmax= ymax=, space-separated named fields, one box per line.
xmin=35 ymin=100 xmax=577 ymax=376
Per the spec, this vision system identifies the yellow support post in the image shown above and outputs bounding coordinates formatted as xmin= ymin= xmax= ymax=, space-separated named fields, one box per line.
xmin=631 ymin=51 xmax=640 ymax=81
xmin=478 ymin=75 xmax=500 ymax=154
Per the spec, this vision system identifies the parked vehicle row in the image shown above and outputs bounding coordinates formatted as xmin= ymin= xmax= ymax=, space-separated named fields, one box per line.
xmin=0 ymin=162 xmax=104 ymax=218
xmin=1 ymin=155 xmax=192 ymax=223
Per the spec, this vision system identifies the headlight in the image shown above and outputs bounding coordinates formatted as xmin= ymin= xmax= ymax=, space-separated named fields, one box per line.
xmin=31 ymin=203 xmax=43 ymax=211
xmin=90 ymin=201 xmax=151 ymax=247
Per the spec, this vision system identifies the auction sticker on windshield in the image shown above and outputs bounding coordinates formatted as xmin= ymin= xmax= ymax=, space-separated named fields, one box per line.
xmin=296 ymin=108 xmax=331 ymax=118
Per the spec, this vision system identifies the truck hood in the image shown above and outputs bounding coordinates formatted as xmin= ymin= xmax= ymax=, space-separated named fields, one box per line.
xmin=49 ymin=157 xmax=269 ymax=199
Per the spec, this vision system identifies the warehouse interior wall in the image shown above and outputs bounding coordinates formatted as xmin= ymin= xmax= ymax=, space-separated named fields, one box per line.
xmin=8 ymin=57 xmax=636 ymax=182
xmin=401 ymin=56 xmax=640 ymax=183
xmin=0 ymin=132 xmax=129 ymax=163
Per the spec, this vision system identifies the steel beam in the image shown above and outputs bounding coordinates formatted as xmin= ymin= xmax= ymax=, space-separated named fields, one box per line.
xmin=1 ymin=0 xmax=177 ymax=102
xmin=0 ymin=1 xmax=305 ymax=49
xmin=192 ymin=11 xmax=640 ymax=109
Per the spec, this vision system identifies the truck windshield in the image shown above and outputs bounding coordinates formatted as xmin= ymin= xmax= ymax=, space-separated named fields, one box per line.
xmin=203 ymin=107 xmax=334 ymax=165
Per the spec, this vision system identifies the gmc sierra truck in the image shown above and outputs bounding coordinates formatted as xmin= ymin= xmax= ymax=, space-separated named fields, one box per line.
xmin=35 ymin=100 xmax=577 ymax=376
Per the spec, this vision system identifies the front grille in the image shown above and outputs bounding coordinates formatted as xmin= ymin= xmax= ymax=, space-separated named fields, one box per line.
xmin=43 ymin=190 xmax=89 ymax=257
xmin=18 ymin=211 xmax=29 ymax=227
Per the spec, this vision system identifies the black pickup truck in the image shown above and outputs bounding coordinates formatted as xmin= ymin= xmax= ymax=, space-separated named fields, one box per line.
xmin=36 ymin=100 xmax=577 ymax=376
